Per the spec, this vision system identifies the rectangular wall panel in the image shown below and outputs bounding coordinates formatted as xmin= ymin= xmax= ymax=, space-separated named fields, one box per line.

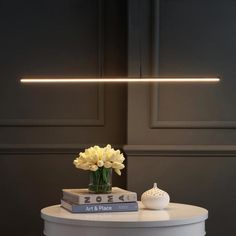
xmin=125 ymin=145 xmax=236 ymax=236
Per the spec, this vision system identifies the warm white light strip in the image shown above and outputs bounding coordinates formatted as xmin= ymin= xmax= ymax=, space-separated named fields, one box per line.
xmin=20 ymin=77 xmax=220 ymax=83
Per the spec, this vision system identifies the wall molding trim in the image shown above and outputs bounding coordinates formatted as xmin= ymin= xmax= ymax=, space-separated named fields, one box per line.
xmin=0 ymin=143 xmax=123 ymax=154
xmin=150 ymin=84 xmax=236 ymax=129
xmin=3 ymin=144 xmax=236 ymax=156
xmin=0 ymin=85 xmax=104 ymax=127
xmin=124 ymin=144 xmax=236 ymax=157
xmin=0 ymin=144 xmax=87 ymax=154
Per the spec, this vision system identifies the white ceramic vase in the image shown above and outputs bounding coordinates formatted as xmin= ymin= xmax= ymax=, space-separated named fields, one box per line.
xmin=141 ymin=183 xmax=170 ymax=210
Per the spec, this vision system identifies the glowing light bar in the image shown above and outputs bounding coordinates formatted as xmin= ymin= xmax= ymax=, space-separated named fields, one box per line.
xmin=20 ymin=77 xmax=220 ymax=83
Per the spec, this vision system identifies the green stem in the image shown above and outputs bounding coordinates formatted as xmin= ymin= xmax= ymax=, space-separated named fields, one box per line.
xmin=89 ymin=167 xmax=112 ymax=193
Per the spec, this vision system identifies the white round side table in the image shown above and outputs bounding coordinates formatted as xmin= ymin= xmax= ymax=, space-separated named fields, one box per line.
xmin=41 ymin=202 xmax=208 ymax=236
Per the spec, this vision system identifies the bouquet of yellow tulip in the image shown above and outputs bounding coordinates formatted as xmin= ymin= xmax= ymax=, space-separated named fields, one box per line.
xmin=73 ymin=145 xmax=125 ymax=193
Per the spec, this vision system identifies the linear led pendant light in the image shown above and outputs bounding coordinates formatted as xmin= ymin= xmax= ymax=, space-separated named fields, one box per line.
xmin=20 ymin=77 xmax=219 ymax=83
xmin=20 ymin=0 xmax=220 ymax=84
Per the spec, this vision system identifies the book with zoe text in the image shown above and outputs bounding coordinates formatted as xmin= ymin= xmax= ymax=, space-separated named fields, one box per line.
xmin=62 ymin=187 xmax=137 ymax=205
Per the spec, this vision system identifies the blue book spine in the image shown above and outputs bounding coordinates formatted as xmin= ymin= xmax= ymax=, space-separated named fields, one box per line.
xmin=61 ymin=200 xmax=138 ymax=213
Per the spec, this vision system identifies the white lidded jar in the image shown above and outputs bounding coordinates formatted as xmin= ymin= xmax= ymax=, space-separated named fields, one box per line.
xmin=141 ymin=183 xmax=170 ymax=210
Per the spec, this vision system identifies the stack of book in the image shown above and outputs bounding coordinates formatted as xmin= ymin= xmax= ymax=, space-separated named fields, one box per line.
xmin=61 ymin=187 xmax=138 ymax=213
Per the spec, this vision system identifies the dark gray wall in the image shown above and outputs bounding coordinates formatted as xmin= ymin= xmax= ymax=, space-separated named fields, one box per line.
xmin=0 ymin=1 xmax=127 ymax=236
xmin=125 ymin=146 xmax=236 ymax=236
xmin=126 ymin=1 xmax=236 ymax=236
xmin=1 ymin=1 xmax=236 ymax=236
xmin=0 ymin=0 xmax=127 ymax=145
xmin=0 ymin=152 xmax=126 ymax=235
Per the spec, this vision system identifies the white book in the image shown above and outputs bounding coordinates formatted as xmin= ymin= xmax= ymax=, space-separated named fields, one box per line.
xmin=62 ymin=187 xmax=137 ymax=205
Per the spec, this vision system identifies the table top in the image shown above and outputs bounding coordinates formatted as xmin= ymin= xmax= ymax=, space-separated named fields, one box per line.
xmin=41 ymin=202 xmax=208 ymax=228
